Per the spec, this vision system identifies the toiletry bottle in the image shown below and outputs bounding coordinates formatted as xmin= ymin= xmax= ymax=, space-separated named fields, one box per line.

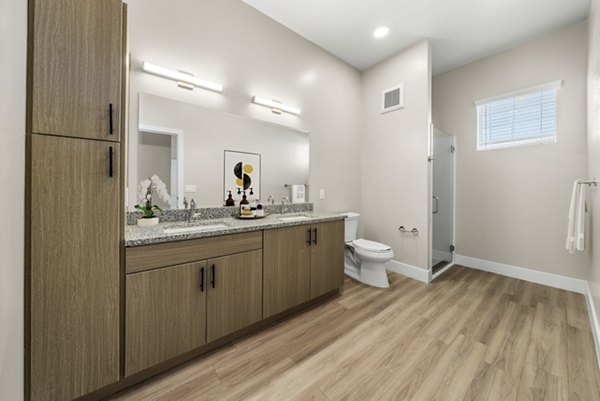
xmin=234 ymin=188 xmax=242 ymax=205
xmin=225 ymin=190 xmax=235 ymax=207
xmin=249 ymin=188 xmax=257 ymax=216
xmin=239 ymin=191 xmax=249 ymax=214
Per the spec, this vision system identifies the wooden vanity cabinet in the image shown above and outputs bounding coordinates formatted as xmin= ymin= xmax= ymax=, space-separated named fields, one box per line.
xmin=263 ymin=225 xmax=312 ymax=318
xmin=263 ymin=220 xmax=345 ymax=317
xmin=310 ymin=221 xmax=346 ymax=298
xmin=124 ymin=236 xmax=263 ymax=376
xmin=207 ymin=250 xmax=263 ymax=342
xmin=27 ymin=0 xmax=126 ymax=399
xmin=31 ymin=0 xmax=123 ymax=141
xmin=125 ymin=262 xmax=207 ymax=376
xmin=29 ymin=134 xmax=121 ymax=400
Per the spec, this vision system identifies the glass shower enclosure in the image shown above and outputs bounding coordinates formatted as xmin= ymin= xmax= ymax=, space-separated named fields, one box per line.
xmin=431 ymin=127 xmax=455 ymax=275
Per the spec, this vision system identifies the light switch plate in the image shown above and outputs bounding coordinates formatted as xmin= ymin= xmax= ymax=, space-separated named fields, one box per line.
xmin=319 ymin=189 xmax=326 ymax=200
xmin=185 ymin=184 xmax=197 ymax=193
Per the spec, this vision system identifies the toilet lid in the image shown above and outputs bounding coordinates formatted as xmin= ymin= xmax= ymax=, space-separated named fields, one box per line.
xmin=352 ymin=239 xmax=392 ymax=253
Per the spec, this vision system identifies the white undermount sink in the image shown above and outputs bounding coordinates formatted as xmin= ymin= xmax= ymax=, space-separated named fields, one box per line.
xmin=278 ymin=215 xmax=312 ymax=222
xmin=163 ymin=224 xmax=229 ymax=234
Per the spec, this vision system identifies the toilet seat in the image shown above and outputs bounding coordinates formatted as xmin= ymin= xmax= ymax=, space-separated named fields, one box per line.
xmin=352 ymin=239 xmax=392 ymax=253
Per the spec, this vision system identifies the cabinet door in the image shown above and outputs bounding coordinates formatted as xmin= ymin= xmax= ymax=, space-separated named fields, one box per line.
xmin=32 ymin=0 xmax=122 ymax=141
xmin=30 ymin=134 xmax=120 ymax=400
xmin=125 ymin=262 xmax=207 ymax=376
xmin=207 ymin=250 xmax=263 ymax=342
xmin=263 ymin=225 xmax=311 ymax=318
xmin=310 ymin=221 xmax=345 ymax=298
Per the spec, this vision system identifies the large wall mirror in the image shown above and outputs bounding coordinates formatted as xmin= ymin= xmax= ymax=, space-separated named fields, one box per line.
xmin=136 ymin=93 xmax=310 ymax=209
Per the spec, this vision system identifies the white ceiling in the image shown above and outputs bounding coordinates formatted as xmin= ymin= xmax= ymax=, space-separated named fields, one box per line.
xmin=242 ymin=0 xmax=589 ymax=75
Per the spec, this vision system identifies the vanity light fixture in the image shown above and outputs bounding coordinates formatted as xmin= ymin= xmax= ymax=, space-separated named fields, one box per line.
xmin=252 ymin=96 xmax=301 ymax=116
xmin=142 ymin=61 xmax=223 ymax=93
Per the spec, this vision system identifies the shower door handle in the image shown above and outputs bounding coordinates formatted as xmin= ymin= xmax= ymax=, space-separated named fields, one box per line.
xmin=432 ymin=196 xmax=439 ymax=214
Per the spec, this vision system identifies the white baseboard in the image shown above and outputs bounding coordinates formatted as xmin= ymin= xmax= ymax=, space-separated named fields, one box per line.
xmin=386 ymin=260 xmax=430 ymax=283
xmin=584 ymin=281 xmax=600 ymax=369
xmin=455 ymin=254 xmax=586 ymax=294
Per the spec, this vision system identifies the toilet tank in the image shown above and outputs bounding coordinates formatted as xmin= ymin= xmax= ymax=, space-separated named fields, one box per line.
xmin=341 ymin=212 xmax=360 ymax=242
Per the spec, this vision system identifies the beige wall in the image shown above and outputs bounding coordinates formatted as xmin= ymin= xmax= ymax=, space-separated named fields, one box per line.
xmin=126 ymin=0 xmax=362 ymax=213
xmin=0 ymin=0 xmax=26 ymax=399
xmin=361 ymin=40 xmax=432 ymax=270
xmin=587 ymin=0 xmax=600 ymax=331
xmin=433 ymin=22 xmax=589 ymax=278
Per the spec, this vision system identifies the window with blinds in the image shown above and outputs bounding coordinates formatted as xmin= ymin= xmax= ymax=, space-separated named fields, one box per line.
xmin=476 ymin=80 xmax=561 ymax=150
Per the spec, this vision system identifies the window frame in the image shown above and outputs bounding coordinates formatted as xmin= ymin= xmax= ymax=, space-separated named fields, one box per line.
xmin=475 ymin=80 xmax=562 ymax=151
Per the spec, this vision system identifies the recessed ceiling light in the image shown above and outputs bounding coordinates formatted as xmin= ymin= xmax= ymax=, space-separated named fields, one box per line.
xmin=373 ymin=26 xmax=390 ymax=38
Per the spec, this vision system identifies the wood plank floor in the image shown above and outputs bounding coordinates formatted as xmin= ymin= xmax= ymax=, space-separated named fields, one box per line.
xmin=111 ymin=266 xmax=600 ymax=401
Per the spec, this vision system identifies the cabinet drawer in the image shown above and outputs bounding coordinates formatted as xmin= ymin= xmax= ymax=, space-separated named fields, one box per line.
xmin=126 ymin=231 xmax=263 ymax=273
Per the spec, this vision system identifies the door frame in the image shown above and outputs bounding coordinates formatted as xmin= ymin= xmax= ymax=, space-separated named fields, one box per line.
xmin=138 ymin=123 xmax=184 ymax=209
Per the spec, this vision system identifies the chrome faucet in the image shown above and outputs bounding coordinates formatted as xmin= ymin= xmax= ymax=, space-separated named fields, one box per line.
xmin=267 ymin=195 xmax=275 ymax=205
xmin=281 ymin=196 xmax=289 ymax=205
xmin=188 ymin=198 xmax=197 ymax=222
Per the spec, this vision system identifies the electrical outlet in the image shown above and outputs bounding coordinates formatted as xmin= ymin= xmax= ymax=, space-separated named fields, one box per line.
xmin=185 ymin=184 xmax=197 ymax=193
xmin=319 ymin=189 xmax=326 ymax=200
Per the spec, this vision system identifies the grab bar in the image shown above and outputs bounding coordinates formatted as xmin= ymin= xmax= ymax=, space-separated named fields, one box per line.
xmin=432 ymin=196 xmax=439 ymax=214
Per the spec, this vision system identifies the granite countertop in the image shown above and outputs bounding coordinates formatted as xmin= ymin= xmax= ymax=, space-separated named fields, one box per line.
xmin=125 ymin=212 xmax=346 ymax=247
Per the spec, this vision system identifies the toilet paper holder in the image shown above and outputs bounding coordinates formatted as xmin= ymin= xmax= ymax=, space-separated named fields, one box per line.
xmin=399 ymin=226 xmax=419 ymax=235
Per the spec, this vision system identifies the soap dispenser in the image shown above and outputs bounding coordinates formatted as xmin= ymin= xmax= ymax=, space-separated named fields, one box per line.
xmin=240 ymin=191 xmax=249 ymax=207
xmin=225 ymin=190 xmax=235 ymax=207
xmin=239 ymin=191 xmax=250 ymax=216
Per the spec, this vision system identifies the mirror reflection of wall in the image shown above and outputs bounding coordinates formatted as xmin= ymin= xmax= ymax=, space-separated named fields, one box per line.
xmin=135 ymin=93 xmax=310 ymax=209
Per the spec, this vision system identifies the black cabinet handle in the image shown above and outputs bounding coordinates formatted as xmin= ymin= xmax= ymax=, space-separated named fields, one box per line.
xmin=200 ymin=267 xmax=205 ymax=292
xmin=211 ymin=264 xmax=216 ymax=288
xmin=109 ymin=146 xmax=113 ymax=177
xmin=109 ymin=103 xmax=114 ymax=135
xmin=313 ymin=228 xmax=318 ymax=245
xmin=307 ymin=228 xmax=312 ymax=245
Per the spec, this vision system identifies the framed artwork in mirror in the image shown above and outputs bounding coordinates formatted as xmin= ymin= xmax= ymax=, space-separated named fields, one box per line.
xmin=224 ymin=150 xmax=261 ymax=200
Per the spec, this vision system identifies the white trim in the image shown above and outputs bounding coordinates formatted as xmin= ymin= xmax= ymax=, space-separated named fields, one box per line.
xmin=386 ymin=260 xmax=430 ymax=283
xmin=474 ymin=80 xmax=562 ymax=106
xmin=584 ymin=281 xmax=600 ymax=369
xmin=455 ymin=255 xmax=585 ymax=294
xmin=477 ymin=135 xmax=556 ymax=151
xmin=138 ymin=122 xmax=185 ymax=210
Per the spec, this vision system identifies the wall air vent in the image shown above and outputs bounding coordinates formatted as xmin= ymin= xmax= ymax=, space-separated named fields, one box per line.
xmin=381 ymin=83 xmax=405 ymax=114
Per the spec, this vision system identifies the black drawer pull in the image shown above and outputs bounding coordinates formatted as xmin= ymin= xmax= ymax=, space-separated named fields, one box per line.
xmin=200 ymin=267 xmax=205 ymax=292
xmin=313 ymin=228 xmax=318 ymax=245
xmin=109 ymin=146 xmax=113 ymax=177
xmin=109 ymin=103 xmax=114 ymax=135
xmin=307 ymin=228 xmax=312 ymax=245
xmin=211 ymin=264 xmax=216 ymax=288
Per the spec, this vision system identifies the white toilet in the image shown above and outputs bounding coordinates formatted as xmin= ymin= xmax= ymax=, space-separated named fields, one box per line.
xmin=342 ymin=212 xmax=394 ymax=288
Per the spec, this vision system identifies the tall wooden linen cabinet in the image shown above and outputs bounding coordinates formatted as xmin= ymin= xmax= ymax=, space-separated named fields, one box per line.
xmin=26 ymin=0 xmax=127 ymax=400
